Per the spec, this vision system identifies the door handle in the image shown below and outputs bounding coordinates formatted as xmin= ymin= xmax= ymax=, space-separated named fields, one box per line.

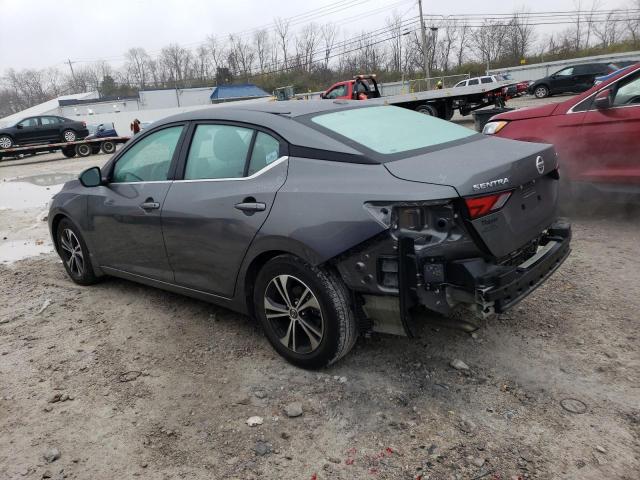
xmin=234 ymin=202 xmax=266 ymax=213
xmin=140 ymin=200 xmax=160 ymax=210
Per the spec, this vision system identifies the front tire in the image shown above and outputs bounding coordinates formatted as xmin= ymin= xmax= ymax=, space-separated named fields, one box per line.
xmin=56 ymin=219 xmax=98 ymax=285
xmin=534 ymin=85 xmax=549 ymax=98
xmin=253 ymin=255 xmax=357 ymax=369
xmin=0 ymin=135 xmax=13 ymax=149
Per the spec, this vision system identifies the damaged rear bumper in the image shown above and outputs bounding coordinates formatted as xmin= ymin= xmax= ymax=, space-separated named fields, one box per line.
xmin=350 ymin=220 xmax=571 ymax=337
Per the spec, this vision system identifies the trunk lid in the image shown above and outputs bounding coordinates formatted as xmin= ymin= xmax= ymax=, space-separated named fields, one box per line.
xmin=384 ymin=136 xmax=559 ymax=258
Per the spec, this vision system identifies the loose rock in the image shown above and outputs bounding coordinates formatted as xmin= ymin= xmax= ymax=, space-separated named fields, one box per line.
xmin=254 ymin=440 xmax=271 ymax=456
xmin=450 ymin=359 xmax=470 ymax=371
xmin=284 ymin=402 xmax=303 ymax=418
xmin=43 ymin=447 xmax=61 ymax=463
xmin=246 ymin=416 xmax=264 ymax=427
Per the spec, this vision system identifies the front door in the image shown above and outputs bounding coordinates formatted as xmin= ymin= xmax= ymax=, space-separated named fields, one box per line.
xmin=161 ymin=123 xmax=288 ymax=297
xmin=85 ymin=124 xmax=186 ymax=281
xmin=14 ymin=117 xmax=41 ymax=145
xmin=576 ymin=71 xmax=640 ymax=185
xmin=549 ymin=67 xmax=576 ymax=94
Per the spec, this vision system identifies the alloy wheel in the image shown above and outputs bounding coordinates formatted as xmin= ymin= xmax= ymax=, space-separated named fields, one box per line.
xmin=59 ymin=228 xmax=84 ymax=277
xmin=0 ymin=136 xmax=12 ymax=149
xmin=63 ymin=130 xmax=76 ymax=142
xmin=264 ymin=274 xmax=324 ymax=354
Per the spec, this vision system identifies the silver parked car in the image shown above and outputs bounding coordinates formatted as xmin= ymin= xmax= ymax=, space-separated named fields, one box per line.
xmin=48 ymin=101 xmax=571 ymax=368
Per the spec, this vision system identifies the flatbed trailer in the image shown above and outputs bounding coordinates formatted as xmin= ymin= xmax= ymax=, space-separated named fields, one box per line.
xmin=320 ymin=75 xmax=517 ymax=120
xmin=0 ymin=136 xmax=130 ymax=160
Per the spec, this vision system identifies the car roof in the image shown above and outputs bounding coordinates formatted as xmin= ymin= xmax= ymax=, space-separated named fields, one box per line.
xmin=156 ymin=100 xmax=380 ymax=159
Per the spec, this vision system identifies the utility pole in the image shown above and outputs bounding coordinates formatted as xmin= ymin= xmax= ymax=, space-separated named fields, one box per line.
xmin=417 ymin=0 xmax=430 ymax=89
xmin=66 ymin=59 xmax=77 ymax=92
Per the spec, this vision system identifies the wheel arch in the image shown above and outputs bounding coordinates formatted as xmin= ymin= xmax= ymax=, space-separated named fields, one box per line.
xmin=235 ymin=236 xmax=327 ymax=317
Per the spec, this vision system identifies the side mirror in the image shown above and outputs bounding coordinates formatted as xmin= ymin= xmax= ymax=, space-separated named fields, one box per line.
xmin=320 ymin=92 xmax=326 ymax=99
xmin=594 ymin=88 xmax=613 ymax=109
xmin=79 ymin=166 xmax=103 ymax=187
xmin=16 ymin=124 xmax=23 ymax=129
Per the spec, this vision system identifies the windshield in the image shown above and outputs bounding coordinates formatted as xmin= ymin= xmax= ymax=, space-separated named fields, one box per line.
xmin=310 ymin=105 xmax=475 ymax=155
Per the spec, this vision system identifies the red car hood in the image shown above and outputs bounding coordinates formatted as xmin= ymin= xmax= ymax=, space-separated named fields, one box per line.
xmin=493 ymin=102 xmax=561 ymax=121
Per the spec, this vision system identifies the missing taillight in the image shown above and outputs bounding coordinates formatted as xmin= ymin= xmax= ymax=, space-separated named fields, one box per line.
xmin=465 ymin=191 xmax=513 ymax=219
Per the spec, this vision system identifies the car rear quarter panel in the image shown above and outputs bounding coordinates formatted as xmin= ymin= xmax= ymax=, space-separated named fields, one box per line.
xmin=243 ymin=156 xmax=459 ymax=266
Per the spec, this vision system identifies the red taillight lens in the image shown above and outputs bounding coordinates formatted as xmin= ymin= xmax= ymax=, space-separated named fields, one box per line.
xmin=465 ymin=191 xmax=512 ymax=219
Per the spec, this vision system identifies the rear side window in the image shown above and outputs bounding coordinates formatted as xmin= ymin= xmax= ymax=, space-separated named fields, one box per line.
xmin=113 ymin=126 xmax=183 ymax=183
xmin=248 ymin=132 xmax=281 ymax=176
xmin=468 ymin=78 xmax=479 ymax=85
xmin=184 ymin=124 xmax=252 ymax=180
xmin=310 ymin=105 xmax=475 ymax=155
xmin=481 ymin=77 xmax=494 ymax=84
xmin=41 ymin=116 xmax=59 ymax=125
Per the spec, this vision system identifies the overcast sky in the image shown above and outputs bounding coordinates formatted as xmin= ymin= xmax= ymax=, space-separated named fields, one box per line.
xmin=0 ymin=0 xmax=622 ymax=72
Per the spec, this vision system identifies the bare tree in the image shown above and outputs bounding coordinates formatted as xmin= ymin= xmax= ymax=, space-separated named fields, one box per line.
xmin=296 ymin=23 xmax=320 ymax=72
xmin=503 ymin=11 xmax=537 ymax=64
xmin=625 ymin=0 xmax=640 ymax=45
xmin=386 ymin=11 xmax=404 ymax=72
xmin=274 ymin=17 xmax=291 ymax=69
xmin=321 ymin=23 xmax=338 ymax=69
xmin=454 ymin=21 xmax=471 ymax=67
xmin=228 ymin=34 xmax=255 ymax=80
xmin=471 ymin=21 xmax=507 ymax=72
xmin=593 ymin=11 xmax=622 ymax=47
xmin=254 ymin=29 xmax=269 ymax=73
xmin=195 ymin=45 xmax=211 ymax=81
xmin=160 ymin=43 xmax=193 ymax=85
xmin=125 ymin=48 xmax=151 ymax=89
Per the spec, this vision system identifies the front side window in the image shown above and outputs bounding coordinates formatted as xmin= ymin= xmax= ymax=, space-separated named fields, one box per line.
xmin=248 ymin=132 xmax=281 ymax=175
xmin=310 ymin=105 xmax=475 ymax=155
xmin=555 ymin=67 xmax=574 ymax=77
xmin=18 ymin=118 xmax=38 ymax=127
xmin=613 ymin=73 xmax=640 ymax=106
xmin=112 ymin=126 xmax=183 ymax=183
xmin=454 ymin=81 xmax=466 ymax=87
xmin=325 ymin=84 xmax=347 ymax=99
xmin=184 ymin=124 xmax=252 ymax=180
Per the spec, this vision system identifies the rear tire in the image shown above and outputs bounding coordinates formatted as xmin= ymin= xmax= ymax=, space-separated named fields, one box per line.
xmin=62 ymin=129 xmax=77 ymax=142
xmin=56 ymin=218 xmax=98 ymax=286
xmin=61 ymin=147 xmax=76 ymax=158
xmin=0 ymin=135 xmax=13 ymax=149
xmin=101 ymin=141 xmax=116 ymax=154
xmin=76 ymin=143 xmax=91 ymax=157
xmin=534 ymin=85 xmax=549 ymax=98
xmin=253 ymin=255 xmax=357 ymax=369
xmin=416 ymin=104 xmax=438 ymax=116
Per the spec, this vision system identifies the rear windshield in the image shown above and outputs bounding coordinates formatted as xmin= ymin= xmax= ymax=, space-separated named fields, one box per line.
xmin=310 ymin=105 xmax=475 ymax=155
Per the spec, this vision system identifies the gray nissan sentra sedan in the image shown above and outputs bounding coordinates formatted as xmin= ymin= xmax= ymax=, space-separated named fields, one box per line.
xmin=48 ymin=101 xmax=571 ymax=368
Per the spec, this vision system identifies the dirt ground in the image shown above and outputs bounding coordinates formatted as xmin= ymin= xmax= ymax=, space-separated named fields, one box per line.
xmin=1 ymin=97 xmax=639 ymax=480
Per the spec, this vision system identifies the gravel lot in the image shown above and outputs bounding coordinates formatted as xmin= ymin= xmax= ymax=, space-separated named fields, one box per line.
xmin=1 ymin=97 xmax=639 ymax=479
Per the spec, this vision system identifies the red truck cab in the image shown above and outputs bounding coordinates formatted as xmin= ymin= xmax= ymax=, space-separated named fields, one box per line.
xmin=321 ymin=75 xmax=382 ymax=101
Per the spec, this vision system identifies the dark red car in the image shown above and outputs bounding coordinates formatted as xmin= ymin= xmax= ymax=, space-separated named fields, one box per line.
xmin=483 ymin=64 xmax=640 ymax=194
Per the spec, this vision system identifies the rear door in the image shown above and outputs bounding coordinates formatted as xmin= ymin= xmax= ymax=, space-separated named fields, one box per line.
xmin=575 ymin=70 xmax=640 ymax=185
xmin=161 ymin=123 xmax=288 ymax=297
xmin=40 ymin=116 xmax=61 ymax=142
xmin=85 ymin=124 xmax=186 ymax=281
